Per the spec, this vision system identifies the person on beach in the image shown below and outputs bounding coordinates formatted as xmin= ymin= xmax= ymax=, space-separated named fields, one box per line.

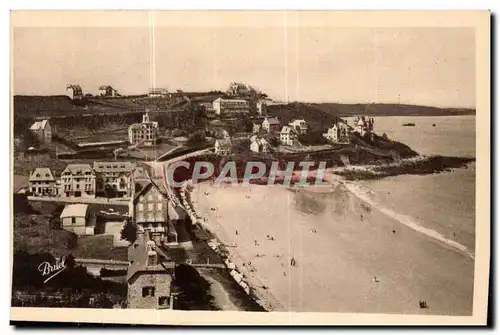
xmin=236 ymin=230 xmax=239 ymax=236
xmin=290 ymin=257 xmax=296 ymax=267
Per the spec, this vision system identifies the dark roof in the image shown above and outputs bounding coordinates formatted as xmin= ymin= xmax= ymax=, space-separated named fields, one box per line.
xmin=127 ymin=232 xmax=175 ymax=282
xmin=29 ymin=168 xmax=55 ymax=182
xmin=265 ymin=117 xmax=280 ymax=125
xmin=93 ymin=161 xmax=135 ymax=173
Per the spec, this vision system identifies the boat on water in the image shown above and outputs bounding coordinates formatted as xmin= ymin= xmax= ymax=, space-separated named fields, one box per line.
xmin=402 ymin=122 xmax=416 ymax=127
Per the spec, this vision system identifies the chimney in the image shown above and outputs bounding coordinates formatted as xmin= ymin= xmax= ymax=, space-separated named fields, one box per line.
xmin=146 ymin=241 xmax=158 ymax=266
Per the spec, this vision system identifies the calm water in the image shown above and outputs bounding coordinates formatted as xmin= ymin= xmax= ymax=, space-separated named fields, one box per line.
xmin=346 ymin=115 xmax=476 ymax=251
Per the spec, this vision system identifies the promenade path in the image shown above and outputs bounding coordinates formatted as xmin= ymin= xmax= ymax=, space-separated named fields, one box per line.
xmin=27 ymin=196 xmax=129 ymax=206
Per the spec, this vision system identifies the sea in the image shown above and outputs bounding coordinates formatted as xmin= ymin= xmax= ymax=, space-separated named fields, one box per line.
xmin=345 ymin=115 xmax=476 ymax=252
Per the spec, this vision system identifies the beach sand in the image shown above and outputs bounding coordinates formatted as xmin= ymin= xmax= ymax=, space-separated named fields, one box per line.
xmin=190 ymin=181 xmax=474 ymax=315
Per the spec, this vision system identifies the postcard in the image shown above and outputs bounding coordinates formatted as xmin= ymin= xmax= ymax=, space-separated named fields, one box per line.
xmin=10 ymin=10 xmax=490 ymax=326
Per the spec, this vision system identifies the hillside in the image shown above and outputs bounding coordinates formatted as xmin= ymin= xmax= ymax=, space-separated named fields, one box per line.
xmin=310 ymin=102 xmax=475 ymax=117
xmin=14 ymin=95 xmax=82 ymax=117
xmin=266 ymin=102 xmax=345 ymax=130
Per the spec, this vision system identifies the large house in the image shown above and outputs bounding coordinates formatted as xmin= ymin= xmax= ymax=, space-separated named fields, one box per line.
xmin=279 ymin=126 xmax=298 ymax=146
xmin=98 ymin=85 xmax=118 ymax=97
xmin=128 ymin=113 xmax=160 ymax=147
xmin=29 ymin=119 xmax=52 ymax=144
xmin=148 ymin=88 xmax=169 ymax=98
xmin=226 ymin=82 xmax=256 ymax=97
xmin=288 ymin=119 xmax=308 ymax=135
xmin=261 ymin=117 xmax=281 ymax=133
xmin=324 ymin=121 xmax=351 ymax=143
xmin=127 ymin=230 xmax=175 ymax=309
xmin=129 ymin=180 xmax=179 ymax=246
xmin=66 ymin=84 xmax=83 ymax=100
xmin=212 ymin=98 xmax=250 ymax=116
xmin=60 ymin=204 xmax=96 ymax=235
xmin=354 ymin=116 xmax=375 ymax=137
xmin=249 ymin=136 xmax=270 ymax=154
xmin=60 ymin=164 xmax=96 ymax=198
xmin=93 ymin=161 xmax=136 ymax=198
xmin=29 ymin=168 xmax=57 ymax=196
xmin=214 ymin=138 xmax=232 ymax=155
xmin=255 ymin=100 xmax=267 ymax=116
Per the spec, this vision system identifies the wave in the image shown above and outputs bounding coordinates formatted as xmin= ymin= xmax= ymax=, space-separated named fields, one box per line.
xmin=342 ymin=181 xmax=475 ymax=260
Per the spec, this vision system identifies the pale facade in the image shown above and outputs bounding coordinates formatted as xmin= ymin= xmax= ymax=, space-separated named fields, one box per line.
xmin=148 ymin=88 xmax=169 ymax=98
xmin=215 ymin=139 xmax=232 ymax=155
xmin=60 ymin=164 xmax=96 ymax=198
xmin=279 ymin=126 xmax=298 ymax=146
xmin=93 ymin=161 xmax=136 ymax=198
xmin=324 ymin=122 xmax=351 ymax=143
xmin=288 ymin=119 xmax=308 ymax=135
xmin=212 ymin=98 xmax=250 ymax=116
xmin=129 ymin=181 xmax=179 ymax=246
xmin=262 ymin=117 xmax=281 ymax=133
xmin=250 ymin=136 xmax=270 ymax=153
xmin=60 ymin=204 xmax=95 ymax=235
xmin=128 ymin=113 xmax=160 ymax=147
xmin=29 ymin=168 xmax=57 ymax=196
xmin=29 ymin=119 xmax=52 ymax=144
xmin=98 ymin=85 xmax=118 ymax=97
xmin=354 ymin=116 xmax=375 ymax=137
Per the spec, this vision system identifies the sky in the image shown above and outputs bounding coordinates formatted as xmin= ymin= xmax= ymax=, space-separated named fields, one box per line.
xmin=13 ymin=26 xmax=475 ymax=108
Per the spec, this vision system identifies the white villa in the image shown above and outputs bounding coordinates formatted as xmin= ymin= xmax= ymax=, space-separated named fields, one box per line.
xmin=288 ymin=119 xmax=308 ymax=135
xmin=324 ymin=121 xmax=351 ymax=143
xmin=128 ymin=113 xmax=159 ymax=147
xmin=250 ymin=136 xmax=270 ymax=153
xmin=279 ymin=126 xmax=298 ymax=146
xmin=262 ymin=117 xmax=281 ymax=133
xmin=212 ymin=98 xmax=250 ymax=116
xmin=29 ymin=119 xmax=52 ymax=144
xmin=354 ymin=116 xmax=375 ymax=137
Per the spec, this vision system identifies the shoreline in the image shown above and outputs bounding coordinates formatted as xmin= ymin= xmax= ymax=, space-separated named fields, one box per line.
xmin=329 ymin=155 xmax=475 ymax=181
xmin=187 ymin=167 xmax=474 ymax=314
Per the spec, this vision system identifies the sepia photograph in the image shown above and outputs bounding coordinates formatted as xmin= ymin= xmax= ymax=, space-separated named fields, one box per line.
xmin=9 ymin=10 xmax=490 ymax=326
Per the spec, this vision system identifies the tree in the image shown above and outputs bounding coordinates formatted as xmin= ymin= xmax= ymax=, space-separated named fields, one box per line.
xmin=186 ymin=130 xmax=207 ymax=148
xmin=233 ymin=139 xmax=251 ymax=153
xmin=94 ymin=293 xmax=114 ymax=309
xmin=268 ymin=136 xmax=280 ymax=147
xmin=298 ymin=130 xmax=328 ymax=146
xmin=120 ymin=219 xmax=137 ymax=244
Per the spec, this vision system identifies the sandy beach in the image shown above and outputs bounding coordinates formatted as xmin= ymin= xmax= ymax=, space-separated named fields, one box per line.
xmin=190 ymin=180 xmax=474 ymax=315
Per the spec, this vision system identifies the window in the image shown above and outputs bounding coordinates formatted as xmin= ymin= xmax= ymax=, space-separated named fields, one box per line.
xmin=157 ymin=202 xmax=163 ymax=211
xmin=148 ymin=203 xmax=154 ymax=211
xmin=138 ymin=203 xmax=144 ymax=211
xmin=35 ymin=173 xmax=40 ymax=177
xmin=158 ymin=296 xmax=170 ymax=307
xmin=76 ymin=184 xmax=80 ymax=189
xmin=71 ymin=217 xmax=76 ymax=224
xmin=142 ymin=286 xmax=155 ymax=297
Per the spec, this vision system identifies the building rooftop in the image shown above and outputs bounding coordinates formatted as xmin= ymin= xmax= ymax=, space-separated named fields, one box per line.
xmin=64 ymin=164 xmax=94 ymax=175
xmin=264 ymin=117 xmax=280 ymax=125
xmin=215 ymin=138 xmax=232 ymax=149
xmin=60 ymin=204 xmax=89 ymax=219
xmin=93 ymin=161 xmax=135 ymax=173
xmin=30 ymin=119 xmax=49 ymax=131
xmin=127 ymin=232 xmax=175 ymax=282
xmin=29 ymin=168 xmax=55 ymax=182
xmin=280 ymin=126 xmax=295 ymax=134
